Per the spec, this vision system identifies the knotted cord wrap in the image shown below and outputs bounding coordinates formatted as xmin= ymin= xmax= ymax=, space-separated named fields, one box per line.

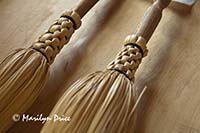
xmin=32 ymin=10 xmax=81 ymax=64
xmin=107 ymin=34 xmax=148 ymax=80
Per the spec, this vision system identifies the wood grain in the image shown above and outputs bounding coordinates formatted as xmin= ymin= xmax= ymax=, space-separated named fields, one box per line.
xmin=0 ymin=0 xmax=200 ymax=132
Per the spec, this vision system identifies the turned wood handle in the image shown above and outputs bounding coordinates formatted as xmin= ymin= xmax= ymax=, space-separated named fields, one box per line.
xmin=74 ymin=0 xmax=100 ymax=18
xmin=135 ymin=0 xmax=171 ymax=42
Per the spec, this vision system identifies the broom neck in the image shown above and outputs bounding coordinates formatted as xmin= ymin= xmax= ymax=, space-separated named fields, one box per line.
xmin=73 ymin=0 xmax=100 ymax=18
xmin=135 ymin=0 xmax=171 ymax=42
xmin=107 ymin=0 xmax=172 ymax=80
xmin=32 ymin=0 xmax=100 ymax=64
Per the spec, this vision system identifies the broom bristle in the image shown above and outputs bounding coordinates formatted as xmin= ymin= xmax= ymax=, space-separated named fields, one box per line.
xmin=0 ymin=48 xmax=49 ymax=131
xmin=41 ymin=70 xmax=137 ymax=132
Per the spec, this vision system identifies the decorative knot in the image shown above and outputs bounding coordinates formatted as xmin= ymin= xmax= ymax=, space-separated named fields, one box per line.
xmin=107 ymin=35 xmax=148 ymax=80
xmin=32 ymin=10 xmax=81 ymax=64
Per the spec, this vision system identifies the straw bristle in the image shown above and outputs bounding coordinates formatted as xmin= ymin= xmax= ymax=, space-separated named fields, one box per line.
xmin=0 ymin=48 xmax=49 ymax=131
xmin=42 ymin=70 xmax=137 ymax=132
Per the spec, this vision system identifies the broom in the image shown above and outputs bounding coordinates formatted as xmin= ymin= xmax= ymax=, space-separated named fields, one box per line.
xmin=41 ymin=0 xmax=171 ymax=132
xmin=0 ymin=0 xmax=100 ymax=131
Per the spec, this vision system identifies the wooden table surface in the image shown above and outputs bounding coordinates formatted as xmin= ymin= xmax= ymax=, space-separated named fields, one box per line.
xmin=0 ymin=0 xmax=200 ymax=132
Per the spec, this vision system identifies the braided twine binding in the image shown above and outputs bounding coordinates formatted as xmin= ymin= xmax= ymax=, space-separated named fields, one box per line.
xmin=31 ymin=10 xmax=81 ymax=64
xmin=107 ymin=34 xmax=148 ymax=80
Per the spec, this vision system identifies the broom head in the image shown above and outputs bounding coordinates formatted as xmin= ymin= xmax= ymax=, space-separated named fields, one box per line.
xmin=41 ymin=35 xmax=148 ymax=132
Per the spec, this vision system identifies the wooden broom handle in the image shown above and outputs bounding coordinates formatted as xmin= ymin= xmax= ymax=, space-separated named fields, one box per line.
xmin=74 ymin=0 xmax=100 ymax=18
xmin=135 ymin=0 xmax=171 ymax=42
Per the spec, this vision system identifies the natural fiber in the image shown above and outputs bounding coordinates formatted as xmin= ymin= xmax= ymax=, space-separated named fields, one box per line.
xmin=42 ymin=70 xmax=137 ymax=132
xmin=41 ymin=35 xmax=147 ymax=132
xmin=0 ymin=10 xmax=81 ymax=131
xmin=0 ymin=48 xmax=48 ymax=131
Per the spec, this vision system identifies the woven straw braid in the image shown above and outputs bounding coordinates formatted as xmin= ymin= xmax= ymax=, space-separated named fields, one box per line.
xmin=107 ymin=34 xmax=148 ymax=80
xmin=32 ymin=10 xmax=81 ymax=64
